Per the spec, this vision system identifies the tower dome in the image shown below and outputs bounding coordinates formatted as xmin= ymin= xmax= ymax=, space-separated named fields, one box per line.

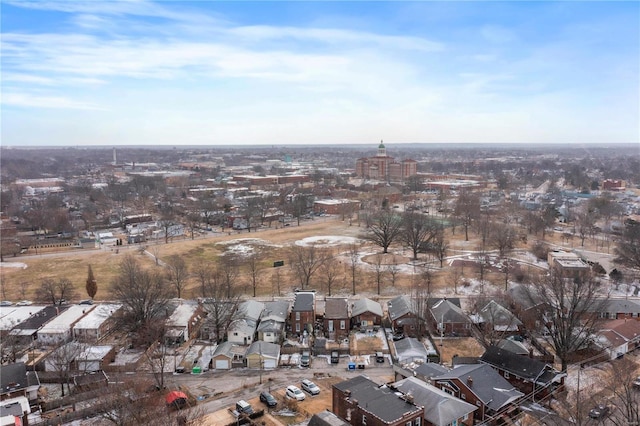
xmin=377 ymin=140 xmax=386 ymax=157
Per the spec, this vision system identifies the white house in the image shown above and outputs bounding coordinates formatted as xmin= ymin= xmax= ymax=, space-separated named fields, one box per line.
xmin=165 ymin=301 xmax=202 ymax=345
xmin=38 ymin=305 xmax=95 ymax=346
xmin=73 ymin=304 xmax=122 ymax=343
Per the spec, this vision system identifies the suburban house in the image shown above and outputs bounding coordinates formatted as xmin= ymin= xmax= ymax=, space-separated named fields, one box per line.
xmin=595 ymin=299 xmax=640 ymax=320
xmin=8 ymin=306 xmax=64 ymax=346
xmin=432 ymin=364 xmax=524 ymax=423
xmin=471 ymin=300 xmax=523 ymax=335
xmin=290 ymin=291 xmax=316 ymax=335
xmin=72 ymin=304 xmax=122 ymax=343
xmin=257 ymin=301 xmax=289 ymax=343
xmin=165 ymin=301 xmax=204 ymax=345
xmin=351 ymin=298 xmax=383 ymax=330
xmin=480 ymin=346 xmax=566 ymax=400
xmin=0 ymin=363 xmax=40 ymax=403
xmin=324 ymin=298 xmax=350 ymax=340
xmin=387 ymin=295 xmax=419 ymax=338
xmin=37 ymin=305 xmax=96 ymax=346
xmin=0 ymin=396 xmax=30 ymax=426
xmin=44 ymin=343 xmax=116 ymax=373
xmin=392 ymin=377 xmax=477 ymax=426
xmin=227 ymin=319 xmax=256 ymax=346
xmin=245 ymin=341 xmax=280 ymax=369
xmin=596 ymin=319 xmax=640 ymax=359
xmin=0 ymin=305 xmax=48 ymax=338
xmin=429 ymin=298 xmax=472 ymax=337
xmin=211 ymin=341 xmax=245 ymax=370
xmin=332 ymin=375 xmax=424 ymax=426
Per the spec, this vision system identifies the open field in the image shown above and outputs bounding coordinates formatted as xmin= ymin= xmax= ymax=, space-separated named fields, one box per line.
xmin=0 ymin=215 xmax=611 ymax=303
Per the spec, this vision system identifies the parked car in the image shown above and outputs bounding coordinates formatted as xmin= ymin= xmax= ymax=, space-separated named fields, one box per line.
xmin=0 ymin=301 xmax=13 ymax=307
xmin=285 ymin=385 xmax=305 ymax=401
xmin=588 ymin=404 xmax=610 ymax=419
xmin=16 ymin=300 xmax=33 ymax=306
xmin=259 ymin=391 xmax=277 ymax=407
xmin=235 ymin=400 xmax=254 ymax=416
xmin=300 ymin=351 xmax=310 ymax=367
xmin=301 ymin=379 xmax=320 ymax=395
xmin=331 ymin=351 xmax=339 ymax=364
xmin=78 ymin=299 xmax=94 ymax=305
xmin=375 ymin=352 xmax=385 ymax=363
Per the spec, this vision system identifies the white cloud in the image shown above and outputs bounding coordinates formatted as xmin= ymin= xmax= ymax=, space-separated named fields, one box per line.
xmin=3 ymin=93 xmax=105 ymax=110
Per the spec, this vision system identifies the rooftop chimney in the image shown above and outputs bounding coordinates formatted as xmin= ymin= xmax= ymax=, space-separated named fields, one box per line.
xmin=467 ymin=376 xmax=473 ymax=387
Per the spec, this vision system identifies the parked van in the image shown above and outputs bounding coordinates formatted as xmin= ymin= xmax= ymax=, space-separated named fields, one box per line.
xmin=236 ymin=400 xmax=254 ymax=416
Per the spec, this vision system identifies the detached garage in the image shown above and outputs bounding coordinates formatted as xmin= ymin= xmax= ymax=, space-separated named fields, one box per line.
xmin=246 ymin=341 xmax=280 ymax=369
xmin=212 ymin=341 xmax=245 ymax=370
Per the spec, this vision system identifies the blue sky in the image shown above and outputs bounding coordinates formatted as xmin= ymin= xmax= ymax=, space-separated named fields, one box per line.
xmin=1 ymin=1 xmax=638 ymax=146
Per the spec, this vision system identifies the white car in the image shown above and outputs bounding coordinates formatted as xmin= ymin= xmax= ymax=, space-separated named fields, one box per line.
xmin=285 ymin=385 xmax=305 ymax=401
xmin=301 ymin=379 xmax=320 ymax=395
xmin=16 ymin=300 xmax=32 ymax=306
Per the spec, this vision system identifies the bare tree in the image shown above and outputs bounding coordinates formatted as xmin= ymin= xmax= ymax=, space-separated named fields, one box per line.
xmin=347 ymin=243 xmax=360 ymax=296
xmin=575 ymin=210 xmax=595 ymax=247
xmin=432 ymin=227 xmax=449 ymax=268
xmin=520 ymin=269 xmax=608 ymax=372
xmin=165 ymin=255 xmax=189 ymax=299
xmin=288 ymin=244 xmax=329 ymax=290
xmin=139 ymin=321 xmax=171 ymax=390
xmin=112 ymin=255 xmax=172 ymax=330
xmin=192 ymin=259 xmax=213 ymax=298
xmin=402 ymin=212 xmax=438 ymax=261
xmin=202 ymin=275 xmax=240 ymax=343
xmin=605 ymin=358 xmax=640 ymax=426
xmin=614 ymin=220 xmax=640 ymax=279
xmin=386 ymin=264 xmax=400 ymax=287
xmin=47 ymin=341 xmax=83 ymax=397
xmin=489 ymin=223 xmax=517 ymax=257
xmin=319 ymin=258 xmax=342 ymax=296
xmin=372 ymin=254 xmax=385 ymax=295
xmin=365 ymin=210 xmax=403 ymax=254
xmin=37 ymin=277 xmax=77 ymax=305
xmin=245 ymin=253 xmax=261 ymax=297
xmin=218 ymin=254 xmax=240 ymax=299
xmin=454 ymin=191 xmax=480 ymax=241
xmin=448 ymin=265 xmax=464 ymax=294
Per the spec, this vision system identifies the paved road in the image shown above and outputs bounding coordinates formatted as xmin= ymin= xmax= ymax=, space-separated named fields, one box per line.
xmin=159 ymin=356 xmax=395 ymax=418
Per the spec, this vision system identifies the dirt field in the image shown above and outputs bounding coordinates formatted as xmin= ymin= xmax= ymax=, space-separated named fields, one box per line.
xmin=0 ymin=214 xmax=607 ymax=303
xmin=435 ymin=337 xmax=486 ymax=367
xmin=202 ymin=375 xmax=338 ymax=426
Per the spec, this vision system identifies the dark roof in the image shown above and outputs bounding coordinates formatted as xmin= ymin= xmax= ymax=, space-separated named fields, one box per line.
xmin=292 ymin=292 xmax=315 ymax=312
xmin=430 ymin=299 xmax=470 ymax=324
xmin=0 ymin=363 xmax=38 ymax=394
xmin=334 ymin=375 xmax=422 ymax=423
xmin=433 ymin=364 xmax=524 ymax=412
xmin=13 ymin=306 xmax=68 ymax=330
xmin=324 ymin=298 xmax=349 ymax=319
xmin=414 ymin=362 xmax=449 ymax=379
xmin=309 ymin=410 xmax=351 ymax=426
xmin=387 ymin=295 xmax=414 ymax=321
xmin=480 ymin=346 xmax=560 ymax=384
xmin=427 ymin=298 xmax=461 ymax=309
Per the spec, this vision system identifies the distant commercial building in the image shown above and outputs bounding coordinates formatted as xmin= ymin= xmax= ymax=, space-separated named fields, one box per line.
xmin=355 ymin=141 xmax=417 ymax=182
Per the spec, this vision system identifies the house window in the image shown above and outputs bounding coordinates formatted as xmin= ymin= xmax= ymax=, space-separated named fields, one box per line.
xmin=504 ymin=372 xmax=510 ymax=379
xmin=462 ymin=414 xmax=468 ymax=421
xmin=233 ymin=332 xmax=238 ymax=336
xmin=296 ymin=312 xmax=300 ymax=320
xmin=340 ymin=320 xmax=346 ymax=330
xmin=461 ymin=393 xmax=466 ymax=400
xmin=362 ymin=415 xmax=367 ymax=425
xmin=296 ymin=323 xmax=300 ymax=332
xmin=476 ymin=400 xmax=481 ymax=406
xmin=415 ymin=417 xmax=421 ymax=426
xmin=406 ymin=421 xmax=411 ymax=426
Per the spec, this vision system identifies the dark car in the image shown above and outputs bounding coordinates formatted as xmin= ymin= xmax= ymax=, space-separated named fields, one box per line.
xmin=588 ymin=404 xmax=610 ymax=419
xmin=260 ymin=391 xmax=277 ymax=407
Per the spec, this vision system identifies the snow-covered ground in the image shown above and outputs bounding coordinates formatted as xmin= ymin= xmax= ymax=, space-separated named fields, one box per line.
xmin=295 ymin=235 xmax=361 ymax=247
xmin=0 ymin=262 xmax=27 ymax=269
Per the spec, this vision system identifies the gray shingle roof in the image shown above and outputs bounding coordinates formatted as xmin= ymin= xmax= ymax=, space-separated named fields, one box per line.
xmin=351 ymin=298 xmax=383 ymax=318
xmin=393 ymin=377 xmax=477 ymax=426
xmin=292 ymin=292 xmax=315 ymax=312
xmin=325 ymin=298 xmax=349 ymax=319
xmin=387 ymin=295 xmax=413 ymax=321
xmin=246 ymin=341 xmax=280 ymax=358
xmin=433 ymin=364 xmax=524 ymax=412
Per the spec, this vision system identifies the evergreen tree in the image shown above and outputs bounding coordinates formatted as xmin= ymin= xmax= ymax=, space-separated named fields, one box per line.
xmin=86 ymin=265 xmax=98 ymax=299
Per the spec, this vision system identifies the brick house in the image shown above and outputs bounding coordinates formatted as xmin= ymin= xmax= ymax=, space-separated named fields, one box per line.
xmin=429 ymin=298 xmax=472 ymax=337
xmin=387 ymin=295 xmax=419 ymax=337
xmin=324 ymin=298 xmax=349 ymax=340
xmin=333 ymin=375 xmax=423 ymax=426
xmin=351 ymin=298 xmax=383 ymax=330
xmin=432 ymin=364 xmax=524 ymax=424
xmin=480 ymin=346 xmax=565 ymax=400
xmin=290 ymin=291 xmax=316 ymax=336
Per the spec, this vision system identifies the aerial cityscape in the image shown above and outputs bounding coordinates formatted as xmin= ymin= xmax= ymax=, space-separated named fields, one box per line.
xmin=1 ymin=1 xmax=639 ymax=426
